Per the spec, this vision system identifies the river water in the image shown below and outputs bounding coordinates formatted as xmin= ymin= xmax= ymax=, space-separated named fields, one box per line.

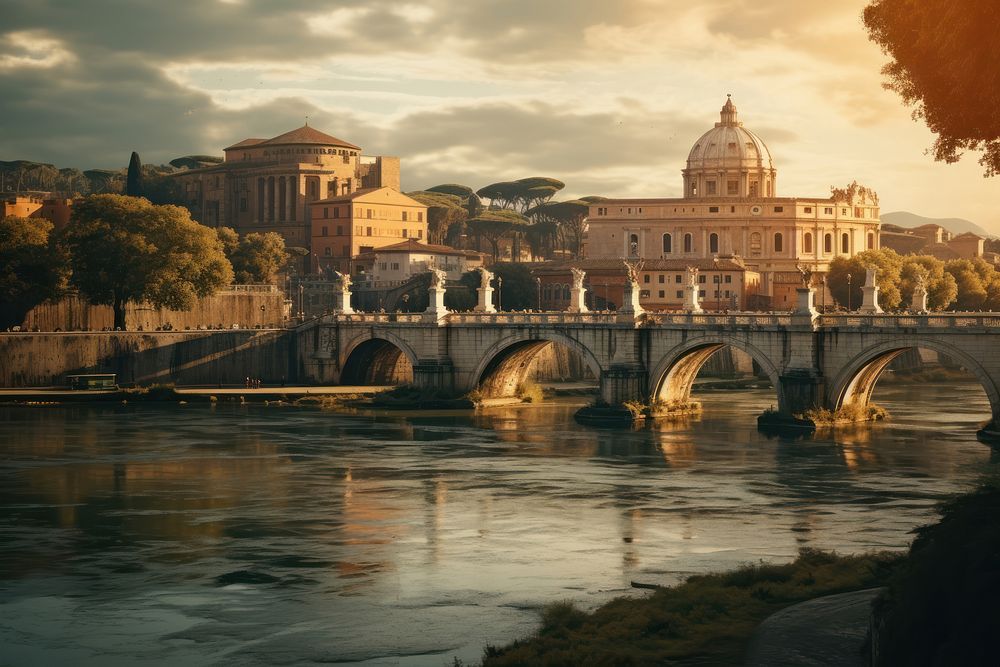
xmin=0 ymin=382 xmax=996 ymax=666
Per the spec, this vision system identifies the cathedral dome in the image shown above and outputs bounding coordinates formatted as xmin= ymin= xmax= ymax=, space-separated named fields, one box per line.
xmin=682 ymin=96 xmax=777 ymax=198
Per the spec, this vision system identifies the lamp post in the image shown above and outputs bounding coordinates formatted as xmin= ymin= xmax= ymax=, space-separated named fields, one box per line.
xmin=821 ymin=275 xmax=827 ymax=312
xmin=846 ymin=273 xmax=852 ymax=312
xmin=497 ymin=276 xmax=503 ymax=311
xmin=603 ymin=280 xmax=608 ymax=311
xmin=536 ymin=277 xmax=541 ymax=311
xmin=298 ymin=283 xmax=304 ymax=321
xmin=401 ymin=293 xmax=409 ymax=313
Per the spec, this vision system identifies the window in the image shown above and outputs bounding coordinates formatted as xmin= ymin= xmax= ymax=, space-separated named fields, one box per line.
xmin=824 ymin=233 xmax=832 ymax=253
xmin=727 ymin=180 xmax=739 ymax=195
xmin=417 ymin=212 xmax=423 ymax=222
xmin=713 ymin=275 xmax=720 ymax=283
xmin=804 ymin=207 xmax=813 ymax=213
xmin=749 ymin=181 xmax=758 ymax=197
xmin=698 ymin=275 xmax=706 ymax=284
xmin=402 ymin=211 xmax=408 ymax=222
xmin=239 ymin=198 xmax=247 ymax=212
xmin=343 ymin=245 xmax=350 ymax=255
xmin=643 ymin=274 xmax=650 ymax=283
xmin=804 ymin=232 xmax=812 ymax=253
xmin=709 ymin=233 xmax=719 ymax=254
xmin=774 ymin=232 xmax=783 ymax=252
xmin=366 ymin=226 xmax=372 ymax=236
xmin=709 ymin=206 xmax=719 ymax=213
xmin=867 ymin=232 xmax=875 ymax=250
xmin=683 ymin=233 xmax=693 ymax=253
xmin=323 ymin=207 xmax=329 ymax=218
xmin=699 ymin=290 xmax=706 ymax=298
xmin=841 ymin=208 xmax=848 ymax=215
xmin=639 ymin=290 xmax=650 ymax=298
xmin=417 ymin=230 xmax=423 ymax=239
xmin=750 ymin=232 xmax=762 ymax=256
xmin=724 ymin=275 xmax=732 ymax=284
xmin=774 ymin=206 xmax=784 ymax=213
xmin=366 ymin=209 xmax=372 ymax=219
xmin=675 ymin=275 xmax=682 ymax=283
xmin=676 ymin=290 xmax=684 ymax=298
xmin=336 ymin=225 xmax=343 ymax=236
xmin=333 ymin=207 xmax=340 ymax=218
xmin=392 ymin=262 xmax=400 ymax=270
xmin=324 ymin=247 xmax=331 ymax=256
xmin=658 ymin=290 xmax=665 ymax=298
xmin=690 ymin=182 xmax=698 ymax=196
xmin=706 ymin=181 xmax=717 ymax=195
xmin=855 ymin=207 xmax=863 ymax=218
xmin=629 ymin=233 xmax=639 ymax=256
xmin=662 ymin=233 xmax=672 ymax=253
xmin=321 ymin=226 xmax=328 ymax=237
xmin=402 ymin=229 xmax=408 ymax=238
xmin=824 ymin=207 xmax=833 ymax=215
xmin=355 ymin=225 xmax=362 ymax=236
xmin=841 ymin=232 xmax=850 ymax=253
xmin=658 ymin=274 xmax=665 ymax=283
xmin=597 ymin=207 xmax=607 ymax=216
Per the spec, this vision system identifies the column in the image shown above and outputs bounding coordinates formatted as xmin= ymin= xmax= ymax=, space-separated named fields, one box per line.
xmin=287 ymin=176 xmax=295 ymax=222
xmin=264 ymin=177 xmax=272 ymax=223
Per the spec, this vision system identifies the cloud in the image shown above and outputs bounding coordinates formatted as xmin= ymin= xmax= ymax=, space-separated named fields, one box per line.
xmin=0 ymin=31 xmax=75 ymax=69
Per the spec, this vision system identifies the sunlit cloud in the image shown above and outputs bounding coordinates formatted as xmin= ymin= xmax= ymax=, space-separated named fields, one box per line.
xmin=0 ymin=31 xmax=75 ymax=69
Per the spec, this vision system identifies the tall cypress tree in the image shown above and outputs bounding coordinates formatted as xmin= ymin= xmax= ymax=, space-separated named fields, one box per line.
xmin=126 ymin=151 xmax=143 ymax=196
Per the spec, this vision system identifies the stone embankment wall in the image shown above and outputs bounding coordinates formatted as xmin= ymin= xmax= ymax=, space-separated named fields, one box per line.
xmin=0 ymin=330 xmax=293 ymax=387
xmin=19 ymin=288 xmax=288 ymax=332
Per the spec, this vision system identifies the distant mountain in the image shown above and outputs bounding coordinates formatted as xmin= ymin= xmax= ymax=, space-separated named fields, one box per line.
xmin=882 ymin=211 xmax=993 ymax=239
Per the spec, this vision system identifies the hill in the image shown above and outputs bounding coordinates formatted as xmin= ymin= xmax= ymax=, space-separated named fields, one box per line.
xmin=882 ymin=211 xmax=992 ymax=238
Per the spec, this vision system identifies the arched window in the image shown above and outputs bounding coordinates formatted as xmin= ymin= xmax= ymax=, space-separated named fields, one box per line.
xmin=684 ymin=233 xmax=693 ymax=253
xmin=774 ymin=232 xmax=783 ymax=253
xmin=709 ymin=233 xmax=719 ymax=254
xmin=867 ymin=233 xmax=875 ymax=250
xmin=629 ymin=233 xmax=639 ymax=257
xmin=824 ymin=233 xmax=832 ymax=253
xmin=803 ymin=232 xmax=812 ymax=253
xmin=662 ymin=233 xmax=672 ymax=254
xmin=842 ymin=232 xmax=850 ymax=254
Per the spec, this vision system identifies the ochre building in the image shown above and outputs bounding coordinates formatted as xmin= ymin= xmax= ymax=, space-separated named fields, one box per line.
xmin=583 ymin=97 xmax=881 ymax=307
xmin=309 ymin=187 xmax=429 ymax=274
xmin=172 ymin=125 xmax=400 ymax=269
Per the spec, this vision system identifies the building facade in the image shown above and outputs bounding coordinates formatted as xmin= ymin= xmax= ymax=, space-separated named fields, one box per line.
xmin=352 ymin=240 xmax=487 ymax=288
xmin=172 ymin=125 xmax=401 ymax=269
xmin=534 ymin=258 xmax=760 ymax=312
xmin=3 ymin=196 xmax=75 ymax=231
xmin=583 ymin=97 xmax=880 ymax=305
xmin=309 ymin=187 xmax=429 ymax=274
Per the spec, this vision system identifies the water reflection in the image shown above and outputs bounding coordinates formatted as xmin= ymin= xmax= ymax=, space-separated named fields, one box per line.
xmin=0 ymin=384 xmax=996 ymax=666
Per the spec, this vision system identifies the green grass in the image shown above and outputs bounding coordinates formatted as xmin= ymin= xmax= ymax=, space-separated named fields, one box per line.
xmin=797 ymin=402 xmax=889 ymax=424
xmin=474 ymin=548 xmax=901 ymax=667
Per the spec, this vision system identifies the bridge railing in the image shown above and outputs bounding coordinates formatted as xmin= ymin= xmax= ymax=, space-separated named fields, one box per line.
xmin=820 ymin=313 xmax=1000 ymax=328
xmin=648 ymin=312 xmax=794 ymax=327
xmin=334 ymin=313 xmax=426 ymax=324
xmin=447 ymin=311 xmax=620 ymax=325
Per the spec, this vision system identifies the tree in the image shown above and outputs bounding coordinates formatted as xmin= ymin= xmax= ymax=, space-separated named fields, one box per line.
xmin=899 ymin=255 xmax=957 ymax=310
xmin=863 ymin=0 xmax=1000 ymax=176
xmin=405 ymin=191 xmax=468 ymax=245
xmin=60 ymin=195 xmax=233 ymax=329
xmin=826 ymin=248 xmax=904 ymax=310
xmin=0 ymin=216 xmax=66 ymax=328
xmin=490 ymin=263 xmax=536 ymax=311
xmin=527 ymin=199 xmax=593 ymax=259
xmin=943 ymin=258 xmax=1000 ymax=311
xmin=126 ymin=152 xmax=143 ymax=196
xmin=465 ymin=210 xmax=527 ymax=262
xmin=231 ymin=232 xmax=287 ymax=284
xmin=216 ymin=226 xmax=240 ymax=259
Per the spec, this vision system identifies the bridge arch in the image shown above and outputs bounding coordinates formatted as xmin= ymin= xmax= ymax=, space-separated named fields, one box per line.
xmin=829 ymin=338 xmax=1000 ymax=418
xmin=649 ymin=336 xmax=782 ymax=408
xmin=341 ymin=331 xmax=419 ymax=385
xmin=470 ymin=332 xmax=603 ymax=398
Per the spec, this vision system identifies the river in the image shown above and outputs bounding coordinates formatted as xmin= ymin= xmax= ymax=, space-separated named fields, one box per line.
xmin=0 ymin=382 xmax=996 ymax=666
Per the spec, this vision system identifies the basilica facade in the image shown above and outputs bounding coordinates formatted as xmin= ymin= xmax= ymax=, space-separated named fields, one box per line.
xmin=583 ymin=97 xmax=881 ymax=308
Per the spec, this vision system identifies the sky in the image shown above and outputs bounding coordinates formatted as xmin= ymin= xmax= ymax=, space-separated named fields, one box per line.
xmin=2 ymin=0 xmax=997 ymax=232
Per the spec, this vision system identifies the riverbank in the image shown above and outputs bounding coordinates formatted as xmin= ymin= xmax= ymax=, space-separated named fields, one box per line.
xmin=471 ymin=549 xmax=902 ymax=666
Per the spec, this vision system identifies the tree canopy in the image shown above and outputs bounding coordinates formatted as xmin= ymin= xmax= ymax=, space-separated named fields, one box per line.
xmin=465 ymin=210 xmax=528 ymax=261
xmin=863 ymin=0 xmax=1000 ymax=175
xmin=60 ymin=195 xmax=233 ymax=328
xmin=0 ymin=216 xmax=66 ymax=328
xmin=232 ymin=232 xmax=287 ymax=284
xmin=826 ymin=248 xmax=962 ymax=311
xmin=405 ymin=190 xmax=469 ymax=245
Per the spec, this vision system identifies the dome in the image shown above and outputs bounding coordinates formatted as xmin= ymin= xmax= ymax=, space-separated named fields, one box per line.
xmin=682 ymin=96 xmax=777 ymax=199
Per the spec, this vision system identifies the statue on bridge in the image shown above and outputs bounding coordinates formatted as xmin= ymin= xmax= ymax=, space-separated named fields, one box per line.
xmin=429 ymin=267 xmax=447 ymax=289
xmin=571 ymin=267 xmax=586 ymax=290
xmin=859 ymin=265 xmax=883 ymax=314
xmin=568 ymin=267 xmax=589 ymax=313
xmin=331 ymin=271 xmax=354 ymax=314
xmin=911 ymin=273 xmax=929 ymax=313
xmin=623 ymin=259 xmax=643 ymax=287
xmin=476 ymin=266 xmax=494 ymax=288
xmin=683 ymin=266 xmax=703 ymax=313
xmin=796 ymin=263 xmax=813 ymax=288
xmin=332 ymin=271 xmax=351 ymax=290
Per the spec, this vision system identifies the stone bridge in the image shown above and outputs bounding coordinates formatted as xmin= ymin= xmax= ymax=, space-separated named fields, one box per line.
xmin=295 ymin=294 xmax=1000 ymax=435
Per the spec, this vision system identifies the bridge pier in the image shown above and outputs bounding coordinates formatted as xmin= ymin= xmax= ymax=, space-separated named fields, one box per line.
xmin=412 ymin=359 xmax=455 ymax=393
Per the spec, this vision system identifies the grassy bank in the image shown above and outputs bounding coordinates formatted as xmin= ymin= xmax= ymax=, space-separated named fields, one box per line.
xmin=470 ymin=548 xmax=901 ymax=666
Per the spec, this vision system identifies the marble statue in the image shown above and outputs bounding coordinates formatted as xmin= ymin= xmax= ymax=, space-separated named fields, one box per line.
xmin=571 ymin=267 xmax=586 ymax=289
